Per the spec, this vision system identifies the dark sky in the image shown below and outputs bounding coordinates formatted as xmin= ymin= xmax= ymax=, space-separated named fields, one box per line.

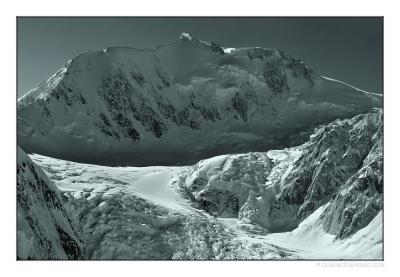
xmin=17 ymin=17 xmax=383 ymax=97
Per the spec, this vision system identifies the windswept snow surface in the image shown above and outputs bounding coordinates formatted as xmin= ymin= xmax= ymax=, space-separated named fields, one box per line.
xmin=30 ymin=149 xmax=382 ymax=260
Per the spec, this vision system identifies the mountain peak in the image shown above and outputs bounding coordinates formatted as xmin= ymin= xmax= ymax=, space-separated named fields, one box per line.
xmin=179 ymin=32 xmax=193 ymax=41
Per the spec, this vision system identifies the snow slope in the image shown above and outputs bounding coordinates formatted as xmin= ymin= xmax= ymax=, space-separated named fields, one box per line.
xmin=264 ymin=205 xmax=382 ymax=259
xmin=18 ymin=34 xmax=382 ymax=166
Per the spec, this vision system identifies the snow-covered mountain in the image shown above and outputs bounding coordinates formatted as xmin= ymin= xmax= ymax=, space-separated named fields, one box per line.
xmin=177 ymin=109 xmax=382 ymax=239
xmin=16 ymin=33 xmax=383 ymax=259
xmin=24 ymin=110 xmax=382 ymax=259
xmin=18 ymin=33 xmax=382 ymax=166
xmin=17 ymin=147 xmax=83 ymax=259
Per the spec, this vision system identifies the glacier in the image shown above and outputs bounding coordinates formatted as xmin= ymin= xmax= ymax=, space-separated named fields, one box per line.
xmin=18 ymin=111 xmax=382 ymax=260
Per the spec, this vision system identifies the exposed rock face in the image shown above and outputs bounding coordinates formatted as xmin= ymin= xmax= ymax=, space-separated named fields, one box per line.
xmin=320 ymin=117 xmax=383 ymax=238
xmin=274 ymin=110 xmax=383 ymax=228
xmin=17 ymin=34 xmax=381 ymax=166
xmin=178 ymin=110 xmax=383 ymax=236
xmin=17 ymin=147 xmax=83 ymax=259
xmin=178 ymin=153 xmax=274 ymax=217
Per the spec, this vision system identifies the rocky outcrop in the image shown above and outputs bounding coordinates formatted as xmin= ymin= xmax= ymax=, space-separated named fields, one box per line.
xmin=320 ymin=119 xmax=383 ymax=238
xmin=273 ymin=111 xmax=383 ymax=227
xmin=178 ymin=153 xmax=273 ymax=217
xmin=17 ymin=147 xmax=83 ymax=259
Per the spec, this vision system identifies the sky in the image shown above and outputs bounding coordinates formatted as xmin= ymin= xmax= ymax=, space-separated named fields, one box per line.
xmin=17 ymin=17 xmax=383 ymax=97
